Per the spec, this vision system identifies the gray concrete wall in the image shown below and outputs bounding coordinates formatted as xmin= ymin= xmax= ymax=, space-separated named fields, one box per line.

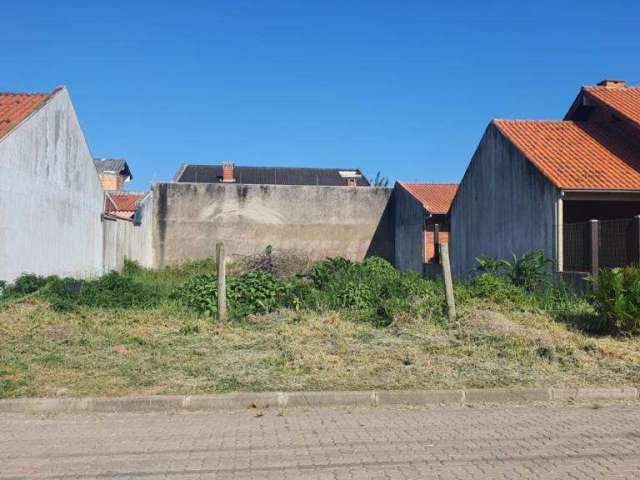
xmin=0 ymin=88 xmax=104 ymax=282
xmin=392 ymin=184 xmax=425 ymax=273
xmin=449 ymin=123 xmax=559 ymax=279
xmin=152 ymin=183 xmax=393 ymax=267
xmin=102 ymin=193 xmax=154 ymax=272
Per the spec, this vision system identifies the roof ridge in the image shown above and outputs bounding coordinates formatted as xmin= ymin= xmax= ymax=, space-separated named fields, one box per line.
xmin=493 ymin=119 xmax=569 ymax=123
xmin=400 ymin=181 xmax=459 ymax=186
xmin=0 ymin=91 xmax=50 ymax=97
xmin=185 ymin=164 xmax=362 ymax=171
xmin=585 ymin=85 xmax=640 ymax=89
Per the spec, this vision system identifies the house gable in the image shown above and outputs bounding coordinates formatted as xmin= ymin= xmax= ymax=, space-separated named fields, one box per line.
xmin=449 ymin=123 xmax=558 ymax=278
xmin=0 ymin=87 xmax=105 ymax=281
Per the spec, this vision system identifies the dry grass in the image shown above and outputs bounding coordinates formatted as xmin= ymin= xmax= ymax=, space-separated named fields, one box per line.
xmin=1 ymin=296 xmax=640 ymax=399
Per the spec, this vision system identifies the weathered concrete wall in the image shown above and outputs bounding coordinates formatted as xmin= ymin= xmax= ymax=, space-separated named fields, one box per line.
xmin=392 ymin=184 xmax=425 ymax=273
xmin=152 ymin=183 xmax=393 ymax=267
xmin=0 ymin=88 xmax=104 ymax=282
xmin=102 ymin=193 xmax=154 ymax=272
xmin=450 ymin=123 xmax=559 ymax=279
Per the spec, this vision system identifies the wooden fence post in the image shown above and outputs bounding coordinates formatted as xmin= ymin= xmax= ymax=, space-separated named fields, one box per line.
xmin=439 ymin=243 xmax=456 ymax=324
xmin=634 ymin=215 xmax=640 ymax=264
xmin=216 ymin=242 xmax=227 ymax=320
xmin=589 ymin=219 xmax=599 ymax=280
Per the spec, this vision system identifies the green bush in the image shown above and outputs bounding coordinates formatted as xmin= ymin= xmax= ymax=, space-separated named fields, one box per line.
xmin=458 ymin=272 xmax=526 ymax=305
xmin=176 ymin=270 xmax=286 ymax=318
xmin=227 ymin=270 xmax=283 ymax=317
xmin=304 ymin=256 xmax=444 ymax=325
xmin=474 ymin=250 xmax=552 ymax=291
xmin=46 ymin=273 xmax=162 ymax=311
xmin=501 ymin=251 xmax=553 ymax=290
xmin=175 ymin=256 xmax=444 ymax=325
xmin=6 ymin=274 xmax=52 ymax=296
xmin=1 ymin=271 xmax=162 ymax=311
xmin=308 ymin=257 xmax=353 ymax=289
xmin=592 ymin=266 xmax=640 ymax=334
xmin=173 ymin=274 xmax=218 ymax=316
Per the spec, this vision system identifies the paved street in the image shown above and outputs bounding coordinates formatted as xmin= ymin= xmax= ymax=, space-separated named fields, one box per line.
xmin=1 ymin=404 xmax=639 ymax=479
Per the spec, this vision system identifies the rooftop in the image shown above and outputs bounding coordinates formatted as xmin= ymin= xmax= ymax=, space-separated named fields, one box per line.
xmin=581 ymin=84 xmax=640 ymax=128
xmin=0 ymin=91 xmax=53 ymax=140
xmin=493 ymin=119 xmax=640 ymax=190
xmin=176 ymin=165 xmax=371 ymax=186
xmin=105 ymin=192 xmax=145 ymax=220
xmin=399 ymin=183 xmax=458 ymax=214
xmin=94 ymin=158 xmax=133 ymax=181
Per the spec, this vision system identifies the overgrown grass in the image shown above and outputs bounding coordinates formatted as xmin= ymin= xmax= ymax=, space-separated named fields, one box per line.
xmin=1 ymin=255 xmax=639 ymax=399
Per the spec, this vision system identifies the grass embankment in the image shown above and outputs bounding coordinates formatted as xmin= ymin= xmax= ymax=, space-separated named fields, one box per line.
xmin=1 ymin=255 xmax=639 ymax=399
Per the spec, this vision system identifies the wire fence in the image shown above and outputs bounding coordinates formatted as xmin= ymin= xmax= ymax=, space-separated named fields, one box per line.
xmin=563 ymin=217 xmax=639 ymax=272
xmin=563 ymin=221 xmax=589 ymax=272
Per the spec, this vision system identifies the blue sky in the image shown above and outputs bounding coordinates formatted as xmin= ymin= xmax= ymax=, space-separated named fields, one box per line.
xmin=2 ymin=1 xmax=639 ymax=191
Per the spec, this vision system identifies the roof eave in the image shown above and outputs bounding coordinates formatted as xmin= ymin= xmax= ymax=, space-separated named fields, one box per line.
xmin=561 ymin=188 xmax=640 ymax=194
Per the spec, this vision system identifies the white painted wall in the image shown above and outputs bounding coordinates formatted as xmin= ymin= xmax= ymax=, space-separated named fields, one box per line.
xmin=0 ymin=88 xmax=105 ymax=282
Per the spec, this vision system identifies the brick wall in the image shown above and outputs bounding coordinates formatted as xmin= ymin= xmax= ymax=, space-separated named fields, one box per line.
xmin=425 ymin=231 xmax=449 ymax=262
xmin=99 ymin=174 xmax=123 ymax=191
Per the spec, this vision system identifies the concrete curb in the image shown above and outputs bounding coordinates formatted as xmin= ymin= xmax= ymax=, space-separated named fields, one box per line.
xmin=0 ymin=387 xmax=637 ymax=415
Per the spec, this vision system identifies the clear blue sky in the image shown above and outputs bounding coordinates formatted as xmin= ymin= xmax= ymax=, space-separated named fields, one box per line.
xmin=2 ymin=1 xmax=639 ymax=191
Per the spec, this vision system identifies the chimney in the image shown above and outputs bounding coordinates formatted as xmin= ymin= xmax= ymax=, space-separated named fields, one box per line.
xmin=222 ymin=162 xmax=235 ymax=182
xmin=597 ymin=79 xmax=626 ymax=89
xmin=347 ymin=177 xmax=358 ymax=187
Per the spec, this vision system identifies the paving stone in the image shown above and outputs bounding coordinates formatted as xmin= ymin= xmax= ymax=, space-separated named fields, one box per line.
xmin=1 ymin=404 xmax=639 ymax=479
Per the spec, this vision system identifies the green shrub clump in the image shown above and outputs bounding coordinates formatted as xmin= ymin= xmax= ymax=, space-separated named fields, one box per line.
xmin=176 ymin=270 xmax=289 ymax=318
xmin=475 ymin=250 xmax=552 ymax=291
xmin=592 ymin=266 xmax=640 ymax=334
xmin=306 ymin=256 xmax=444 ymax=325
xmin=2 ymin=271 xmax=161 ymax=311
xmin=176 ymin=256 xmax=444 ymax=325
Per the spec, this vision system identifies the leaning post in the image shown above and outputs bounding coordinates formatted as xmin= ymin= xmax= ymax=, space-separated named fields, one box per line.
xmin=634 ymin=215 xmax=640 ymax=264
xmin=589 ymin=219 xmax=599 ymax=282
xmin=439 ymin=243 xmax=457 ymax=324
xmin=216 ymin=242 xmax=227 ymax=320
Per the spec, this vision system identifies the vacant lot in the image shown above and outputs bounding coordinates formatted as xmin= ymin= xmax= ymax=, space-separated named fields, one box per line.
xmin=2 ymin=282 xmax=639 ymax=398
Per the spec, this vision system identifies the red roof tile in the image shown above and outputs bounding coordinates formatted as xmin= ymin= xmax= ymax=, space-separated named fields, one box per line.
xmin=0 ymin=92 xmax=51 ymax=140
xmin=399 ymin=183 xmax=458 ymax=214
xmin=583 ymin=86 xmax=640 ymax=128
xmin=105 ymin=192 xmax=144 ymax=216
xmin=493 ymin=120 xmax=640 ymax=190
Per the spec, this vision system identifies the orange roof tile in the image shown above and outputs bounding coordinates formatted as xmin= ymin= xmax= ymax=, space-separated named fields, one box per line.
xmin=105 ymin=192 xmax=144 ymax=215
xmin=399 ymin=183 xmax=458 ymax=213
xmin=0 ymin=92 xmax=51 ymax=140
xmin=493 ymin=120 xmax=640 ymax=190
xmin=583 ymin=86 xmax=640 ymax=128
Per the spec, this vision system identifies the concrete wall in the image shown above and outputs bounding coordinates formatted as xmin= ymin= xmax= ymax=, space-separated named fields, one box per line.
xmin=449 ymin=123 xmax=559 ymax=279
xmin=392 ymin=183 xmax=425 ymax=273
xmin=102 ymin=193 xmax=154 ymax=272
xmin=0 ymin=88 xmax=105 ymax=282
xmin=152 ymin=183 xmax=393 ymax=267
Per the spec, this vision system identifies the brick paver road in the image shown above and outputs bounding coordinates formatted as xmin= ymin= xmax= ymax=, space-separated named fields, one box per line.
xmin=1 ymin=404 xmax=639 ymax=479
